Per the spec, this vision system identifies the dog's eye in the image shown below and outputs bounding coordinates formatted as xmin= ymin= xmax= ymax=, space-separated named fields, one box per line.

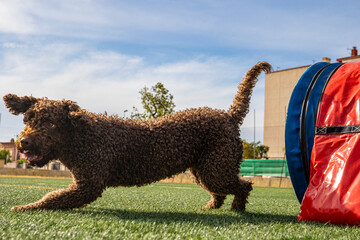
xmin=45 ymin=122 xmax=56 ymax=129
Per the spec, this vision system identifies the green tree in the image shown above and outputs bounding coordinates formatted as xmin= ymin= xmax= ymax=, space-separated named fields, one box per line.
xmin=0 ymin=149 xmax=11 ymax=163
xmin=257 ymin=143 xmax=270 ymax=159
xmin=131 ymin=82 xmax=176 ymax=120
xmin=242 ymin=141 xmax=254 ymax=159
xmin=242 ymin=140 xmax=269 ymax=159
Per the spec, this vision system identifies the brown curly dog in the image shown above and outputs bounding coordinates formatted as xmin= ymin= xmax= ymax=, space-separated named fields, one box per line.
xmin=4 ymin=61 xmax=271 ymax=211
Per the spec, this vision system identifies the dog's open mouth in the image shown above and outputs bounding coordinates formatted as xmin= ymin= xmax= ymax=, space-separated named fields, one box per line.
xmin=24 ymin=152 xmax=50 ymax=167
xmin=25 ymin=153 xmax=43 ymax=163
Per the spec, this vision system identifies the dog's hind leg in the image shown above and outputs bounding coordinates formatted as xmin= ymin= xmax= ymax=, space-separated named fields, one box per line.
xmin=189 ymin=167 xmax=227 ymax=209
xmin=230 ymin=178 xmax=253 ymax=211
xmin=202 ymin=173 xmax=252 ymax=211
xmin=200 ymin=173 xmax=252 ymax=210
xmin=193 ymin=144 xmax=252 ymax=211
xmin=204 ymin=194 xmax=227 ymax=209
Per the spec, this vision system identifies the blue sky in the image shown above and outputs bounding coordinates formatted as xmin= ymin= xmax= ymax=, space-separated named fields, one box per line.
xmin=0 ymin=0 xmax=359 ymax=142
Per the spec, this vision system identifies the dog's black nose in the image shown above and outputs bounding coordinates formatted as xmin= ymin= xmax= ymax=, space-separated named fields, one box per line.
xmin=20 ymin=138 xmax=31 ymax=148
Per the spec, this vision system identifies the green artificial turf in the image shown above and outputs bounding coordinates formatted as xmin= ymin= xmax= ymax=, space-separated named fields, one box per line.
xmin=1 ymin=176 xmax=360 ymax=239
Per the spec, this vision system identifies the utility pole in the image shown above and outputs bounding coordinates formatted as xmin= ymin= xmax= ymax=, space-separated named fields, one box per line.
xmin=253 ymin=109 xmax=256 ymax=159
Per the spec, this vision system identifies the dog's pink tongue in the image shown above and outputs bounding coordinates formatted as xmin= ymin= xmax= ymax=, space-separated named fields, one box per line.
xmin=25 ymin=153 xmax=43 ymax=162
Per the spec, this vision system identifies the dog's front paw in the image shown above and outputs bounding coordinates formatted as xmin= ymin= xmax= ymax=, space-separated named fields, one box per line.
xmin=11 ymin=205 xmax=34 ymax=211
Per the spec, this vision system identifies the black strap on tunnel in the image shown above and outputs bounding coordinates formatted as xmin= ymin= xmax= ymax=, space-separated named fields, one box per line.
xmin=315 ymin=125 xmax=360 ymax=135
xmin=299 ymin=65 xmax=330 ymax=184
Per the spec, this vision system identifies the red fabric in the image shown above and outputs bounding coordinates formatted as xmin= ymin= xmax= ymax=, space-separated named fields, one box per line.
xmin=317 ymin=62 xmax=360 ymax=127
xmin=299 ymin=61 xmax=360 ymax=225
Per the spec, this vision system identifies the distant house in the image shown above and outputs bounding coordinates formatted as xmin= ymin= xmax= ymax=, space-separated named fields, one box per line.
xmin=0 ymin=139 xmax=19 ymax=162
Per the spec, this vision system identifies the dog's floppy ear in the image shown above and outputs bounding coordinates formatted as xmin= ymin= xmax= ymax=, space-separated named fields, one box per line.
xmin=68 ymin=110 xmax=94 ymax=127
xmin=3 ymin=94 xmax=38 ymax=115
xmin=66 ymin=101 xmax=94 ymax=127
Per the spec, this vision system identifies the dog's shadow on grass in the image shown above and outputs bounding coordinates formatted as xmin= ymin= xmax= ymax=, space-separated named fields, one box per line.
xmin=77 ymin=208 xmax=297 ymax=226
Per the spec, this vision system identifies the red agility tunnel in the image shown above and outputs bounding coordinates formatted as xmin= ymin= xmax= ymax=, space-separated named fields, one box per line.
xmin=286 ymin=61 xmax=360 ymax=225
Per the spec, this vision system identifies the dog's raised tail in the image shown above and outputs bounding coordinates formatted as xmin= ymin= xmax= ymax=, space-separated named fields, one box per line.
xmin=228 ymin=61 xmax=272 ymax=125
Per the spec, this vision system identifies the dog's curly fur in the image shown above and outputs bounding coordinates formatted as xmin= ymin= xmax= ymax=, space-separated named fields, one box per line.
xmin=4 ymin=62 xmax=271 ymax=211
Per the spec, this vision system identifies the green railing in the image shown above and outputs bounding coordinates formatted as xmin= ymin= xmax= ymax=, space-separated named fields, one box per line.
xmin=240 ymin=159 xmax=289 ymax=177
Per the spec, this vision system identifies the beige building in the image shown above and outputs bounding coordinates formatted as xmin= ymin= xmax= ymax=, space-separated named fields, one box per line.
xmin=264 ymin=47 xmax=360 ymax=159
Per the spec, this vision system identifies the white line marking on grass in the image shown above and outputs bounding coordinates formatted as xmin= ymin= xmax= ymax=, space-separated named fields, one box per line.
xmin=0 ymin=183 xmax=61 ymax=190
xmin=0 ymin=175 xmax=71 ymax=179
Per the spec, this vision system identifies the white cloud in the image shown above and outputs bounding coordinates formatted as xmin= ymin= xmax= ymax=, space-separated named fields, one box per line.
xmin=2 ymin=42 xmax=27 ymax=49
xmin=0 ymin=1 xmax=36 ymax=34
